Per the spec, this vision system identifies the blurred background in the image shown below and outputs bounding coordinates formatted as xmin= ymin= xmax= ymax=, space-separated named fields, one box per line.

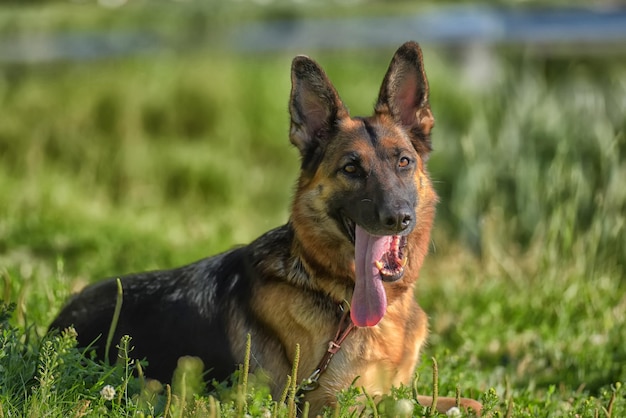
xmin=0 ymin=0 xmax=625 ymax=406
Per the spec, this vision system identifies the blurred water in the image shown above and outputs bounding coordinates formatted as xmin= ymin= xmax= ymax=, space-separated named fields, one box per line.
xmin=1 ymin=5 xmax=626 ymax=63
xmin=230 ymin=6 xmax=626 ymax=52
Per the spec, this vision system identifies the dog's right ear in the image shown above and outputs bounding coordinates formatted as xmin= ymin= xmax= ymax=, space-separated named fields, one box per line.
xmin=289 ymin=56 xmax=348 ymax=158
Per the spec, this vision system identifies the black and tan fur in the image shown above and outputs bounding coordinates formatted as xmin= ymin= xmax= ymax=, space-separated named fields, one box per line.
xmin=50 ymin=42 xmax=482 ymax=415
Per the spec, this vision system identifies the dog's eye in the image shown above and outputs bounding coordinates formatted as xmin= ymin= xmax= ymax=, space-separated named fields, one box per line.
xmin=398 ymin=157 xmax=411 ymax=168
xmin=343 ymin=163 xmax=357 ymax=174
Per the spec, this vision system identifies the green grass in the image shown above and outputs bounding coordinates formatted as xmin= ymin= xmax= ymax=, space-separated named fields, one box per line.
xmin=1 ymin=2 xmax=625 ymax=417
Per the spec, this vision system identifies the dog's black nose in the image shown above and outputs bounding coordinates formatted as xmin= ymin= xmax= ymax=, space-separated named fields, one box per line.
xmin=382 ymin=210 xmax=413 ymax=233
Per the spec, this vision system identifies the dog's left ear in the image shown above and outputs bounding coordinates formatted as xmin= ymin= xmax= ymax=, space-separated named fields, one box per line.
xmin=375 ymin=41 xmax=434 ymax=158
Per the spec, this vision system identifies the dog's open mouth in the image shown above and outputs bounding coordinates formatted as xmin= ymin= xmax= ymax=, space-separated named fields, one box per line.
xmin=375 ymin=235 xmax=408 ymax=281
xmin=342 ymin=216 xmax=409 ymax=327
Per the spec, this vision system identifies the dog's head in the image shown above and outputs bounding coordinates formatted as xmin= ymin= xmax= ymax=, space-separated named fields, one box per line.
xmin=289 ymin=42 xmax=437 ymax=327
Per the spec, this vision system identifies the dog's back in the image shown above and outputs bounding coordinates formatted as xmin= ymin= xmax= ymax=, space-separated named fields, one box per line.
xmin=51 ymin=249 xmax=244 ymax=383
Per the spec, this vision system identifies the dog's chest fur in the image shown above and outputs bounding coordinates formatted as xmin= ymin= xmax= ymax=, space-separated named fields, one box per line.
xmin=232 ymin=234 xmax=429 ymax=413
xmin=301 ymin=295 xmax=427 ymax=412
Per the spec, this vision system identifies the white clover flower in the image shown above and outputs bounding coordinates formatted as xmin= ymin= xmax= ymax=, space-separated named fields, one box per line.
xmin=100 ymin=384 xmax=116 ymax=401
xmin=446 ymin=406 xmax=462 ymax=417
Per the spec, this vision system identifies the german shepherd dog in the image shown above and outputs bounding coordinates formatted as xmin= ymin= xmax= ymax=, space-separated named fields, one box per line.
xmin=50 ymin=42 xmax=482 ymax=415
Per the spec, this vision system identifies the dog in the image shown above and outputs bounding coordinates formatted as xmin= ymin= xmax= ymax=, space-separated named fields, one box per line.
xmin=50 ymin=41 xmax=482 ymax=415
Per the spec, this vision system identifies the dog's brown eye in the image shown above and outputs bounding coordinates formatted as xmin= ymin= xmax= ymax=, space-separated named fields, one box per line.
xmin=399 ymin=157 xmax=410 ymax=168
xmin=343 ymin=163 xmax=357 ymax=174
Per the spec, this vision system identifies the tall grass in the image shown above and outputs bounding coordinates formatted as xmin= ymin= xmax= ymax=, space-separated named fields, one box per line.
xmin=1 ymin=3 xmax=625 ymax=416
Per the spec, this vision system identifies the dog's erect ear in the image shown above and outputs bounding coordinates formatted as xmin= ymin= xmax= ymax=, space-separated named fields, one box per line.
xmin=375 ymin=41 xmax=434 ymax=158
xmin=289 ymin=56 xmax=348 ymax=157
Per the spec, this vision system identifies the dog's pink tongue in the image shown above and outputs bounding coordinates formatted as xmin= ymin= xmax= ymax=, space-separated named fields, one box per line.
xmin=351 ymin=225 xmax=388 ymax=327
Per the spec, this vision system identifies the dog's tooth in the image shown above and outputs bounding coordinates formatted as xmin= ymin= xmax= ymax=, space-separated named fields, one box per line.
xmin=400 ymin=256 xmax=408 ymax=267
xmin=375 ymin=260 xmax=385 ymax=271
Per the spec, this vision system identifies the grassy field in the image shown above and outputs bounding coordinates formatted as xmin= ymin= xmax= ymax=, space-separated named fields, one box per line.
xmin=1 ymin=2 xmax=625 ymax=417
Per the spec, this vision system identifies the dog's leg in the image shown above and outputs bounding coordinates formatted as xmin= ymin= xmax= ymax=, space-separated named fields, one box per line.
xmin=417 ymin=395 xmax=483 ymax=416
